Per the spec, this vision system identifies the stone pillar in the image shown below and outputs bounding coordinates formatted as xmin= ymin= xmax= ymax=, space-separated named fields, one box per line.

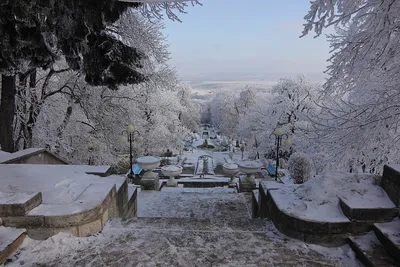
xmin=239 ymin=175 xmax=256 ymax=192
xmin=166 ymin=176 xmax=178 ymax=187
xmin=140 ymin=173 xmax=160 ymax=191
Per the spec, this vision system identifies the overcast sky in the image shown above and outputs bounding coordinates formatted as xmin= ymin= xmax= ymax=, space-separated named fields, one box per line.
xmin=162 ymin=0 xmax=331 ymax=81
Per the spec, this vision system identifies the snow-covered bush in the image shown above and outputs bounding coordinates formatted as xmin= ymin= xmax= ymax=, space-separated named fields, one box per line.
xmin=288 ymin=152 xmax=313 ymax=184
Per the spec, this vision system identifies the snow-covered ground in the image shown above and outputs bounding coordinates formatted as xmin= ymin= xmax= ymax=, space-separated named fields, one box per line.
xmin=6 ymin=217 xmax=362 ymax=267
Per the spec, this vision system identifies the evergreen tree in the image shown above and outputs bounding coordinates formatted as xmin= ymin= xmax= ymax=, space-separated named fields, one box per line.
xmin=0 ymin=0 xmax=145 ymax=151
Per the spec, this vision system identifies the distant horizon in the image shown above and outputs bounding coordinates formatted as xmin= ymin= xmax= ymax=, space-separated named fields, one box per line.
xmin=182 ymin=71 xmax=327 ymax=83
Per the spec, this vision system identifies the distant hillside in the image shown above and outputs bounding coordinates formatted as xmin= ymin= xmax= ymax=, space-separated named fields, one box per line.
xmin=189 ymin=81 xmax=276 ymax=98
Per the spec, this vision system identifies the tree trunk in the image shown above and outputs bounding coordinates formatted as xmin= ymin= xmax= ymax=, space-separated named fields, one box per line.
xmin=15 ymin=73 xmax=28 ymax=149
xmin=25 ymin=70 xmax=37 ymax=148
xmin=0 ymin=75 xmax=16 ymax=152
xmin=54 ymin=100 xmax=73 ymax=155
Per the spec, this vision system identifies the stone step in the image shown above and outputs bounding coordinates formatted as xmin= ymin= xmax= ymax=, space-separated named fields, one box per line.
xmin=177 ymin=178 xmax=230 ymax=188
xmin=137 ymin=189 xmax=250 ymax=219
xmin=0 ymin=192 xmax=42 ymax=216
xmin=116 ymin=216 xmax=268 ymax=233
xmin=339 ymin=194 xmax=399 ymax=222
xmin=348 ymin=231 xmax=398 ymax=267
xmin=374 ymin=220 xmax=400 ymax=262
xmin=0 ymin=227 xmax=26 ymax=264
xmin=160 ymin=187 xmax=236 ymax=193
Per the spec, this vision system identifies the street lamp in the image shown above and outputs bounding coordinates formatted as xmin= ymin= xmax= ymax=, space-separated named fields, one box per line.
xmin=121 ymin=125 xmax=141 ymax=178
xmin=272 ymin=127 xmax=291 ymax=180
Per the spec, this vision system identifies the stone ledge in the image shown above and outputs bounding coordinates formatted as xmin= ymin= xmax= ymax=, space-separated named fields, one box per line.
xmin=30 ymin=185 xmax=116 ymax=228
xmin=0 ymin=192 xmax=42 ymax=217
xmin=339 ymin=197 xmax=399 ymax=222
xmin=1 ymin=215 xmax=45 ymax=228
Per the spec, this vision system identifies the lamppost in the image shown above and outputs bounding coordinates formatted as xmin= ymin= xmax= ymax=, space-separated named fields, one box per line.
xmin=272 ymin=127 xmax=291 ymax=180
xmin=121 ymin=125 xmax=141 ymax=177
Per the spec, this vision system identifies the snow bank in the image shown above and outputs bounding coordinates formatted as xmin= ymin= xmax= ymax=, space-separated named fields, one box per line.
xmin=271 ymin=172 xmax=386 ymax=222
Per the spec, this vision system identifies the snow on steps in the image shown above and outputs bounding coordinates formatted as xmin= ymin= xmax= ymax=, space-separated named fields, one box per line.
xmin=348 ymin=231 xmax=398 ymax=267
xmin=113 ymin=216 xmax=268 ymax=233
xmin=374 ymin=220 xmax=400 ymax=262
xmin=339 ymin=193 xmax=399 ymax=222
xmin=0 ymin=227 xmax=26 ymax=264
xmin=137 ymin=187 xmax=251 ymax=219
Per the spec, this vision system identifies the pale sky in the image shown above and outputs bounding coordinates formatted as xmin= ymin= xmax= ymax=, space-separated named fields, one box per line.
xmin=162 ymin=0 xmax=331 ymax=81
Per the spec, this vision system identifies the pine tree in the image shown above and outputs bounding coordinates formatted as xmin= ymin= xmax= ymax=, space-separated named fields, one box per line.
xmin=0 ymin=0 xmax=144 ymax=151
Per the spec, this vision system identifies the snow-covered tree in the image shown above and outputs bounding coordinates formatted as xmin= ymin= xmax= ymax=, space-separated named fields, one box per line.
xmin=210 ymin=91 xmax=239 ymax=138
xmin=302 ymin=0 xmax=400 ymax=172
xmin=288 ymin=152 xmax=313 ymax=184
xmin=10 ymin=8 xmax=197 ymax=166
xmin=236 ymin=76 xmax=320 ymax=161
xmin=0 ymin=0 xmax=202 ymax=152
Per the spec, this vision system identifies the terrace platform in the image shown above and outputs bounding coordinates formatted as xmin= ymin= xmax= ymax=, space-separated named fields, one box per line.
xmin=0 ymin=164 xmax=137 ymax=240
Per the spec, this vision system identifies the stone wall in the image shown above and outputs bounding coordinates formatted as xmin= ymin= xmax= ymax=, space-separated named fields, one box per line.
xmin=381 ymin=165 xmax=400 ymax=207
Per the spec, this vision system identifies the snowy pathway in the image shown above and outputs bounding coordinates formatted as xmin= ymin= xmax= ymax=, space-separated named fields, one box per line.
xmin=8 ymin=217 xmax=362 ymax=267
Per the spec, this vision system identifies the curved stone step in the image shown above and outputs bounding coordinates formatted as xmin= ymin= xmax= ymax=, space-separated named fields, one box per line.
xmin=374 ymin=220 xmax=400 ymax=262
xmin=348 ymin=231 xmax=398 ymax=267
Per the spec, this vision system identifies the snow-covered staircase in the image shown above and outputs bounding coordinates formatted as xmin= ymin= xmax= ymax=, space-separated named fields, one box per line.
xmin=348 ymin=220 xmax=400 ymax=267
xmin=348 ymin=165 xmax=400 ymax=267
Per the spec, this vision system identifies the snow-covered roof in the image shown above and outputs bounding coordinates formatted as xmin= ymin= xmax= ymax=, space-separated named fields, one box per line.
xmin=0 ymin=150 xmax=13 ymax=162
xmin=0 ymin=148 xmax=68 ymax=164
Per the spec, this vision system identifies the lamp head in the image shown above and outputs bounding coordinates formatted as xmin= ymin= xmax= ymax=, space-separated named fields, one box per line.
xmin=127 ymin=125 xmax=135 ymax=133
xmin=283 ymin=138 xmax=292 ymax=146
xmin=118 ymin=135 xmax=126 ymax=142
xmin=135 ymin=136 xmax=144 ymax=143
xmin=274 ymin=128 xmax=283 ymax=136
